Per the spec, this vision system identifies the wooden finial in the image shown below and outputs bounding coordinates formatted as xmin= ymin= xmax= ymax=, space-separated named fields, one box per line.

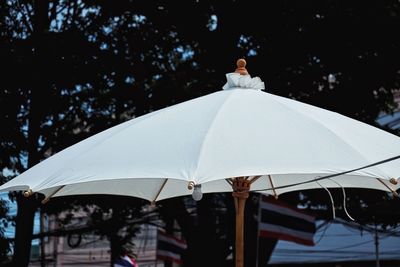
xmin=235 ymin=58 xmax=248 ymax=75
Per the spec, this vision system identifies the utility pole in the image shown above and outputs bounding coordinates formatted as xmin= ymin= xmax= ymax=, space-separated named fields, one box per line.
xmin=374 ymin=224 xmax=380 ymax=267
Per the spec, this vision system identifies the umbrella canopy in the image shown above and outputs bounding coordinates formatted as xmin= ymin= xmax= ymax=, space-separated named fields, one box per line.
xmin=1 ymin=59 xmax=399 ymax=267
xmin=1 ymin=68 xmax=400 ymax=201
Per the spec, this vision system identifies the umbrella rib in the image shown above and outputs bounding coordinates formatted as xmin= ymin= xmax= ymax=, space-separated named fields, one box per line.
xmin=225 ymin=179 xmax=233 ymax=186
xmin=376 ymin=178 xmax=398 ymax=196
xmin=152 ymin=178 xmax=168 ymax=204
xmin=270 ymin=154 xmax=400 ymax=190
xmin=41 ymin=185 xmax=66 ymax=204
xmin=249 ymin=175 xmax=262 ymax=184
xmin=226 ymin=176 xmax=260 ymax=186
xmin=268 ymin=175 xmax=278 ymax=199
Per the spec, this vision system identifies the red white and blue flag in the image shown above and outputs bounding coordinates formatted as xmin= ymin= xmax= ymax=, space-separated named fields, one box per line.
xmin=114 ymin=255 xmax=139 ymax=267
xmin=156 ymin=230 xmax=187 ymax=264
xmin=258 ymin=194 xmax=316 ymax=246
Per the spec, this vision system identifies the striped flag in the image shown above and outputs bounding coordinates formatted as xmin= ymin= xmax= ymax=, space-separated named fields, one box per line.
xmin=258 ymin=194 xmax=316 ymax=246
xmin=114 ymin=255 xmax=139 ymax=267
xmin=156 ymin=230 xmax=187 ymax=264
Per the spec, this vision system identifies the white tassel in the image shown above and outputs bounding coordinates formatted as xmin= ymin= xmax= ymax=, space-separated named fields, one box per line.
xmin=222 ymin=72 xmax=265 ymax=91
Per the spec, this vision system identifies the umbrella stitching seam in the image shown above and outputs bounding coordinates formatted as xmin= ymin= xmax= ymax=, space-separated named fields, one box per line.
xmin=269 ymin=93 xmax=389 ymax=176
xmin=192 ymin=91 xmax=236 ymax=182
xmin=32 ymin=105 xmax=183 ymax=190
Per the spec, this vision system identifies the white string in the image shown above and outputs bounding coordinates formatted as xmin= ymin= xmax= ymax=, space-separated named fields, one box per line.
xmin=328 ymin=178 xmax=355 ymax=221
xmin=314 ymin=177 xmax=336 ymax=219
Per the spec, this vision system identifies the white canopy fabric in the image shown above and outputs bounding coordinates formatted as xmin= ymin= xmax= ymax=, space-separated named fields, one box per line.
xmin=1 ymin=73 xmax=399 ymax=202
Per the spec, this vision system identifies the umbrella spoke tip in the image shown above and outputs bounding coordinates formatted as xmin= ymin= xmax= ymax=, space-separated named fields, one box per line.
xmin=187 ymin=181 xmax=195 ymax=190
xmin=23 ymin=189 xmax=33 ymax=197
xmin=389 ymin=177 xmax=398 ymax=185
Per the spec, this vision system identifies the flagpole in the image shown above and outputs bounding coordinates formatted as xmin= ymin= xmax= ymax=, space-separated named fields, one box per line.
xmin=154 ymin=227 xmax=158 ymax=267
xmin=255 ymin=194 xmax=261 ymax=267
xmin=374 ymin=224 xmax=380 ymax=267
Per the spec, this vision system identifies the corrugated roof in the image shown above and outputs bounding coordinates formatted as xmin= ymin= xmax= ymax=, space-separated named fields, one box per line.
xmin=269 ymin=219 xmax=400 ymax=265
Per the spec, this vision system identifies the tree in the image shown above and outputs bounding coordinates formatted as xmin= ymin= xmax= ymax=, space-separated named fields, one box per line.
xmin=0 ymin=175 xmax=11 ymax=264
xmin=1 ymin=0 xmax=399 ymax=265
xmin=0 ymin=0 xmax=190 ymax=265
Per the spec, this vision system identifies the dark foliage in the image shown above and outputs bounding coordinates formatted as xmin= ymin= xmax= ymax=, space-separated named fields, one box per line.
xmin=0 ymin=0 xmax=399 ymax=266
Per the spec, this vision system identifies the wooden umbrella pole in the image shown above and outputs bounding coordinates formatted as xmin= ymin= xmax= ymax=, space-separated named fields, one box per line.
xmin=232 ymin=177 xmax=251 ymax=267
xmin=231 ymin=59 xmax=251 ymax=267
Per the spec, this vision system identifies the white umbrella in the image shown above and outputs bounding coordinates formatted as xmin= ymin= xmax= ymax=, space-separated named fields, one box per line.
xmin=1 ymin=59 xmax=399 ymax=267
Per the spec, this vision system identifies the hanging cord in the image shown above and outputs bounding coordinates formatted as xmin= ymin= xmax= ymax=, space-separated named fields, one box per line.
xmin=328 ymin=178 xmax=355 ymax=221
xmin=314 ymin=177 xmax=336 ymax=219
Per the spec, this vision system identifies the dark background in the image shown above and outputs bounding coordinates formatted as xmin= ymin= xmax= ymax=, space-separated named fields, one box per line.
xmin=0 ymin=0 xmax=400 ymax=266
